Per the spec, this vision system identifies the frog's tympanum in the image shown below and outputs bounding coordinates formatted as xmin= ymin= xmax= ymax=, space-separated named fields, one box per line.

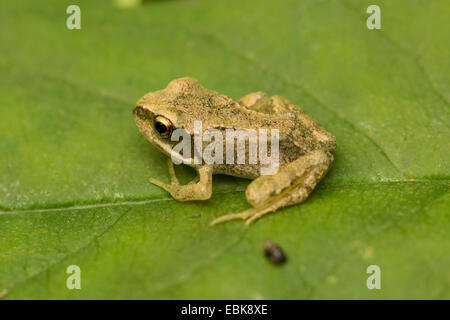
xmin=134 ymin=77 xmax=337 ymax=226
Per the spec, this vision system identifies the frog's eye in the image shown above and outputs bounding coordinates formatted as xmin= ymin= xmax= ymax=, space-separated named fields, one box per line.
xmin=153 ymin=115 xmax=173 ymax=139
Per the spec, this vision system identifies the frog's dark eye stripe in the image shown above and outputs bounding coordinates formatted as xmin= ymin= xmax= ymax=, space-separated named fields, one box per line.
xmin=153 ymin=115 xmax=173 ymax=139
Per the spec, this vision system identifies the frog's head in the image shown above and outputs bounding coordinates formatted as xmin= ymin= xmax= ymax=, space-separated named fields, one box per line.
xmin=133 ymin=77 xmax=229 ymax=159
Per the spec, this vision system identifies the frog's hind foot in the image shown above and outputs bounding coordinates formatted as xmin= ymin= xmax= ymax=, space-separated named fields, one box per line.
xmin=209 ymin=196 xmax=291 ymax=227
xmin=209 ymin=208 xmax=256 ymax=226
xmin=209 ymin=190 xmax=294 ymax=226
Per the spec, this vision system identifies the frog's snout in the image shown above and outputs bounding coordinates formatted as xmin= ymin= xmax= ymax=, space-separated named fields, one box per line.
xmin=133 ymin=105 xmax=151 ymax=120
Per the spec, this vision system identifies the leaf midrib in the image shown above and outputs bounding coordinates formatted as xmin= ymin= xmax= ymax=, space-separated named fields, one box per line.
xmin=1 ymin=179 xmax=447 ymax=214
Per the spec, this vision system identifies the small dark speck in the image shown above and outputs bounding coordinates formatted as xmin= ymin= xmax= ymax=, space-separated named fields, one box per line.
xmin=264 ymin=239 xmax=287 ymax=265
xmin=191 ymin=213 xmax=201 ymax=219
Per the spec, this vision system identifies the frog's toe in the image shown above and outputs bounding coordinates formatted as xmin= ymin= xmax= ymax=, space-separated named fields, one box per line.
xmin=245 ymin=210 xmax=267 ymax=225
xmin=209 ymin=208 xmax=256 ymax=226
xmin=149 ymin=178 xmax=173 ymax=192
xmin=211 ymin=200 xmax=284 ymax=226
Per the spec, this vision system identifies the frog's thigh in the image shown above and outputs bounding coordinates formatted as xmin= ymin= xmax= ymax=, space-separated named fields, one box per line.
xmin=247 ymin=150 xmax=332 ymax=207
xmin=210 ymin=150 xmax=332 ymax=226
xmin=246 ymin=150 xmax=332 ymax=224
xmin=238 ymin=92 xmax=268 ymax=108
xmin=239 ymin=93 xmax=295 ymax=115
xmin=238 ymin=92 xmax=279 ymax=114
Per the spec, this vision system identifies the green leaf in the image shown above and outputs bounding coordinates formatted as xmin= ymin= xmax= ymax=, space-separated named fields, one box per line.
xmin=0 ymin=0 xmax=448 ymax=299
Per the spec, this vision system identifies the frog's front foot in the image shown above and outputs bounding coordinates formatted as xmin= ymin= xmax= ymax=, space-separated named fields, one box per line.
xmin=149 ymin=158 xmax=181 ymax=195
xmin=149 ymin=159 xmax=213 ymax=201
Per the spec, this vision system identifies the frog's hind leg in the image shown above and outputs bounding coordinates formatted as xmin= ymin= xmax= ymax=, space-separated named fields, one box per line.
xmin=209 ymin=176 xmax=318 ymax=226
xmin=238 ymin=92 xmax=279 ymax=114
xmin=238 ymin=92 xmax=298 ymax=115
xmin=209 ymin=150 xmax=333 ymax=226
xmin=238 ymin=92 xmax=269 ymax=108
xmin=245 ymin=166 xmax=326 ymax=225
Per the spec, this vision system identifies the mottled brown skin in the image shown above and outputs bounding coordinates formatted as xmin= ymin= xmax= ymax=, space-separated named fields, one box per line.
xmin=134 ymin=77 xmax=337 ymax=225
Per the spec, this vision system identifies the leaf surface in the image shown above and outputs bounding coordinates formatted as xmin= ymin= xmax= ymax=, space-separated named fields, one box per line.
xmin=0 ymin=0 xmax=448 ymax=299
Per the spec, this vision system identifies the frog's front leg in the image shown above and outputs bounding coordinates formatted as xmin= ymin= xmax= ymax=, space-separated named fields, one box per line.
xmin=150 ymin=158 xmax=213 ymax=201
xmin=210 ymin=149 xmax=333 ymax=226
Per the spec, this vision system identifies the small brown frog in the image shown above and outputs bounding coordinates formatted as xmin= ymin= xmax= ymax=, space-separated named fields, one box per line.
xmin=134 ymin=78 xmax=336 ymax=226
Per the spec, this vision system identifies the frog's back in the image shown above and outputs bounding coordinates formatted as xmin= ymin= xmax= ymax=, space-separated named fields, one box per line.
xmin=232 ymin=94 xmax=336 ymax=155
xmin=209 ymin=97 xmax=336 ymax=179
xmin=270 ymin=95 xmax=336 ymax=152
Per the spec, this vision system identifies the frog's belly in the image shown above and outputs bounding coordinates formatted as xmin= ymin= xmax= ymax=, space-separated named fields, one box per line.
xmin=211 ymin=148 xmax=303 ymax=179
xmin=213 ymin=163 xmax=262 ymax=179
xmin=200 ymin=137 xmax=306 ymax=178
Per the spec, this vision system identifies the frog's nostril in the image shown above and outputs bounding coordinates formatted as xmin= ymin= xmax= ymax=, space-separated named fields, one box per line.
xmin=134 ymin=106 xmax=147 ymax=118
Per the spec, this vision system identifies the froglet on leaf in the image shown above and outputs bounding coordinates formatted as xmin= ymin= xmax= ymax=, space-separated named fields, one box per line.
xmin=134 ymin=78 xmax=336 ymax=226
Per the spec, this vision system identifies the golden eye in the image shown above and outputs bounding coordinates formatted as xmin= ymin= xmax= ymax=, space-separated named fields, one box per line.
xmin=153 ymin=115 xmax=173 ymax=138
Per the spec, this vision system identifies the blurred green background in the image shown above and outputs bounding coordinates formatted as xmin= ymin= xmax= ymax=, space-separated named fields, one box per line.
xmin=0 ymin=0 xmax=448 ymax=299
